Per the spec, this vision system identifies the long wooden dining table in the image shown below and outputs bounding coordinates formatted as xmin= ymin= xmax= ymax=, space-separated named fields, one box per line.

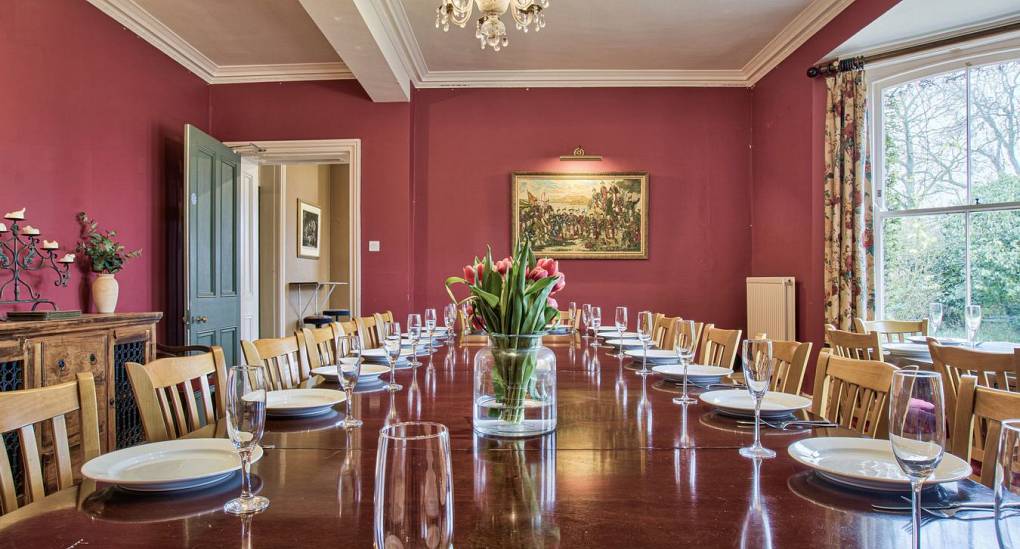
xmin=0 ymin=337 xmax=1015 ymax=547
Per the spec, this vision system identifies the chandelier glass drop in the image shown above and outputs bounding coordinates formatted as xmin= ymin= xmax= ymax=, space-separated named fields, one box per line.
xmin=435 ymin=0 xmax=548 ymax=51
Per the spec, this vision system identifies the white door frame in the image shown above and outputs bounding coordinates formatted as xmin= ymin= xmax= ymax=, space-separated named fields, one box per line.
xmin=226 ymin=139 xmax=362 ymax=337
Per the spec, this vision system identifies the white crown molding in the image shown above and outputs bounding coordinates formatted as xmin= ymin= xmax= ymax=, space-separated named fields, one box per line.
xmin=743 ymin=0 xmax=855 ymax=85
xmin=87 ymin=0 xmax=353 ymax=84
xmin=416 ymin=69 xmax=750 ymax=88
xmin=830 ymin=14 xmax=1020 ymax=61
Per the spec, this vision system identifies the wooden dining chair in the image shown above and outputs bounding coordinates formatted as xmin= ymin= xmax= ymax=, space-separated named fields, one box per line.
xmin=825 ymin=324 xmax=883 ymax=360
xmin=126 ymin=347 xmax=228 ymax=442
xmin=672 ymin=319 xmax=705 ymax=358
xmin=951 ymin=375 xmax=1020 ymax=487
xmin=854 ymin=318 xmax=928 ymax=343
xmin=770 ymin=340 xmax=813 ymax=395
xmin=557 ymin=310 xmax=581 ymax=331
xmin=355 ymin=316 xmax=380 ymax=349
xmin=698 ymin=327 xmax=741 ymax=369
xmin=380 ymin=310 xmax=394 ymax=323
xmin=241 ymin=335 xmax=309 ymax=390
xmin=0 ymin=373 xmax=100 ymax=515
xmin=302 ymin=322 xmax=344 ymax=370
xmin=652 ymin=315 xmax=678 ymax=350
xmin=340 ymin=320 xmax=358 ymax=337
xmin=814 ymin=355 xmax=898 ymax=438
xmin=929 ymin=339 xmax=1018 ymax=436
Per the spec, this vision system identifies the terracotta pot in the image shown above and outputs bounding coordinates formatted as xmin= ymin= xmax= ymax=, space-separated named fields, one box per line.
xmin=92 ymin=273 xmax=119 ymax=313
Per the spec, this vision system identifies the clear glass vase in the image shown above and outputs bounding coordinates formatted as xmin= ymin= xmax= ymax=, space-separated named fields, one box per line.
xmin=473 ymin=334 xmax=557 ymax=437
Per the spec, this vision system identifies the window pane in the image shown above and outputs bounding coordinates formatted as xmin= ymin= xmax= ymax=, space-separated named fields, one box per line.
xmin=881 ymin=214 xmax=966 ymax=336
xmin=970 ymin=209 xmax=1020 ymax=342
xmin=971 ymin=60 xmax=1020 ymax=205
xmin=882 ymin=71 xmax=968 ymax=210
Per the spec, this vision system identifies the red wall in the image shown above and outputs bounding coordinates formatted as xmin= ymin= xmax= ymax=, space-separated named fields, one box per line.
xmin=0 ymin=0 xmax=209 ymax=315
xmin=208 ymin=81 xmax=414 ymax=320
xmin=750 ymin=0 xmax=901 ymax=372
xmin=412 ymin=87 xmax=753 ymax=329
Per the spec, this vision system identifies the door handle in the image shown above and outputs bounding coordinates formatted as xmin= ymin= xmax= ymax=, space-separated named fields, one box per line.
xmin=193 ymin=315 xmax=209 ymax=324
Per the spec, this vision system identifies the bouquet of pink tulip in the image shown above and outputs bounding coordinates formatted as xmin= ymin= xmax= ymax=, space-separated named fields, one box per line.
xmin=446 ymin=240 xmax=565 ymax=426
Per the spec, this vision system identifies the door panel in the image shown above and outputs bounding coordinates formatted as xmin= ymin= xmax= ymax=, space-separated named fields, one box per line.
xmin=185 ymin=125 xmax=242 ymax=361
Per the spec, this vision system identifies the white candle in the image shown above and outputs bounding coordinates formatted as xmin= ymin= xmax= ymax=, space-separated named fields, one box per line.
xmin=3 ymin=208 xmax=25 ymax=220
xmin=20 ymin=225 xmax=40 ymax=236
xmin=42 ymin=239 xmax=59 ymax=249
xmin=0 ymin=222 xmax=6 ymax=232
xmin=58 ymin=253 xmax=75 ymax=263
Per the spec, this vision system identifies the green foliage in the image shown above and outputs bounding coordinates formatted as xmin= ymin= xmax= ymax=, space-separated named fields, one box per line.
xmin=76 ymin=212 xmax=142 ymax=274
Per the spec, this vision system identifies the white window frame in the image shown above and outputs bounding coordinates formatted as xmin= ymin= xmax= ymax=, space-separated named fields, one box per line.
xmin=868 ymin=35 xmax=1020 ymax=319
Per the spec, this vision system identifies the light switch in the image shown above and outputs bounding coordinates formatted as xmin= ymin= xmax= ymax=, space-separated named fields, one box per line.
xmin=368 ymin=240 xmax=381 ymax=252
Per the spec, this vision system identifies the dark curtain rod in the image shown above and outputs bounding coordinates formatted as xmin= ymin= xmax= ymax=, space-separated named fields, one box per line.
xmin=807 ymin=19 xmax=1020 ymax=78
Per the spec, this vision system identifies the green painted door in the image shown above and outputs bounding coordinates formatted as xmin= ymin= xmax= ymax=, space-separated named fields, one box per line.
xmin=185 ymin=125 xmax=241 ymax=365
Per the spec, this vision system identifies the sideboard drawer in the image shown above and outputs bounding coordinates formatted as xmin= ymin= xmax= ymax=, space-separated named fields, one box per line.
xmin=37 ymin=334 xmax=109 ymax=385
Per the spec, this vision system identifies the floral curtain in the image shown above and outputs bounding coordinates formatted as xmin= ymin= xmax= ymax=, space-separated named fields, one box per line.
xmin=823 ymin=69 xmax=875 ymax=331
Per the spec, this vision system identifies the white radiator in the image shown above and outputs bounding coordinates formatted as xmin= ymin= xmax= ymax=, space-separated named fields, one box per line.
xmin=746 ymin=277 xmax=796 ymax=341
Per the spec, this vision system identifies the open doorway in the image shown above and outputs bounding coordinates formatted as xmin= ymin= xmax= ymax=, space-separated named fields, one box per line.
xmin=228 ymin=139 xmax=361 ymax=339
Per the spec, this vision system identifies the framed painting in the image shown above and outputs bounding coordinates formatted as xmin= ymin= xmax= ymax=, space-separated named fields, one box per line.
xmin=297 ymin=199 xmax=322 ymax=259
xmin=512 ymin=172 xmax=649 ymax=259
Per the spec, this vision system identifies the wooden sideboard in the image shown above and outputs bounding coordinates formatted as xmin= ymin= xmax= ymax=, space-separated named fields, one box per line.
xmin=0 ymin=313 xmax=162 ymax=464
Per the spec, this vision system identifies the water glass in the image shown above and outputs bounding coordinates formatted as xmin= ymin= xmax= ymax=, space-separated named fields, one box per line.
xmin=375 ymin=422 xmax=454 ymax=548
xmin=407 ymin=314 xmax=422 ymax=366
xmin=589 ymin=306 xmax=602 ymax=348
xmin=424 ymin=308 xmax=437 ymax=352
xmin=996 ymin=419 xmax=1020 ymax=547
xmin=612 ymin=306 xmax=628 ymax=356
xmin=568 ymin=301 xmax=577 ymax=335
xmin=889 ymin=369 xmax=946 ymax=549
xmin=223 ymin=365 xmax=270 ymax=514
xmin=928 ymin=302 xmax=943 ymax=336
xmin=966 ymin=305 xmax=982 ymax=348
xmin=443 ymin=303 xmax=457 ymax=342
xmin=384 ymin=321 xmax=404 ymax=391
xmin=636 ymin=310 xmax=654 ymax=376
xmin=339 ymin=336 xmax=363 ymax=429
xmin=672 ymin=319 xmax=697 ymax=405
xmin=739 ymin=339 xmax=775 ymax=459
xmin=581 ymin=303 xmax=592 ymax=340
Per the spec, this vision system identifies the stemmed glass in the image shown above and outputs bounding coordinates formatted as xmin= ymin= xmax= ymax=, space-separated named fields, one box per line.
xmin=589 ymin=306 xmax=602 ymax=348
xmin=568 ymin=302 xmax=577 ymax=336
xmin=443 ymin=303 xmax=456 ymax=344
xmin=407 ymin=314 xmax=422 ymax=366
xmin=223 ymin=365 xmax=270 ymax=514
xmin=459 ymin=302 xmax=471 ymax=334
xmin=424 ymin=308 xmax=437 ymax=354
xmin=889 ymin=369 xmax=945 ymax=549
xmin=384 ymin=321 xmax=403 ymax=391
xmin=966 ymin=304 xmax=982 ymax=348
xmin=995 ymin=419 xmax=1020 ymax=547
xmin=739 ymin=338 xmax=775 ymax=459
xmin=635 ymin=311 xmax=654 ymax=376
xmin=339 ymin=335 xmax=363 ymax=429
xmin=928 ymin=302 xmax=943 ymax=337
xmin=612 ymin=306 xmax=628 ymax=357
xmin=375 ymin=422 xmax=454 ymax=548
xmin=581 ymin=304 xmax=592 ymax=341
xmin=672 ymin=319 xmax=697 ymax=405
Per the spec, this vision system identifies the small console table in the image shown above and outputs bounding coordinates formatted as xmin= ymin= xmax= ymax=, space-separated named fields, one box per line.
xmin=289 ymin=282 xmax=348 ymax=327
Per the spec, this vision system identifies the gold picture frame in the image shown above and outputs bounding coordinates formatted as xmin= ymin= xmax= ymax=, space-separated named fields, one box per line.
xmin=297 ymin=199 xmax=322 ymax=259
xmin=512 ymin=172 xmax=649 ymax=259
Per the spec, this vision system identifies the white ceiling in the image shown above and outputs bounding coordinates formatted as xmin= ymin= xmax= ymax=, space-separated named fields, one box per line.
xmin=829 ymin=0 xmax=1020 ymax=59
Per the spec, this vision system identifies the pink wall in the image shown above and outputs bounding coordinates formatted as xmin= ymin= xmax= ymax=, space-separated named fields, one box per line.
xmin=750 ymin=0 xmax=901 ymax=375
xmin=412 ymin=87 xmax=753 ymax=329
xmin=0 ymin=0 xmax=209 ymax=316
xmin=209 ymin=81 xmax=414 ymax=320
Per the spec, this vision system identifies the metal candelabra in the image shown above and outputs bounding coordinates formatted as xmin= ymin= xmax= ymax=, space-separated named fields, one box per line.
xmin=0 ymin=216 xmax=74 ymax=310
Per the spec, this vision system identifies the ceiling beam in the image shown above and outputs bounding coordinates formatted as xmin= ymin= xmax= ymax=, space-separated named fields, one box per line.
xmin=299 ymin=0 xmax=411 ymax=102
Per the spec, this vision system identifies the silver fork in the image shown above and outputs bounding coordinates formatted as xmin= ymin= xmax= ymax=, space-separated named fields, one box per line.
xmin=736 ymin=418 xmax=838 ymax=430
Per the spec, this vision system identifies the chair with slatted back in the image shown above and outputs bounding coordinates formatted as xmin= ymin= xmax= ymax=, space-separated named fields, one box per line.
xmin=930 ymin=339 xmax=1018 ymax=442
xmin=380 ymin=310 xmax=394 ymax=323
xmin=355 ymin=316 xmax=380 ymax=349
xmin=241 ymin=335 xmax=308 ymax=390
xmin=126 ymin=347 xmax=228 ymax=442
xmin=672 ymin=319 xmax=705 ymax=358
xmin=557 ymin=310 xmax=581 ymax=331
xmin=302 ymin=322 xmax=343 ymax=370
xmin=374 ymin=313 xmax=394 ymax=343
xmin=815 ymin=355 xmax=898 ymax=438
xmin=952 ymin=375 xmax=1020 ymax=487
xmin=698 ymin=327 xmax=741 ymax=369
xmin=0 ymin=373 xmax=99 ymax=515
xmin=340 ymin=320 xmax=357 ymax=337
xmin=825 ymin=324 xmax=883 ymax=360
xmin=854 ymin=318 xmax=928 ymax=343
xmin=769 ymin=340 xmax=812 ymax=395
xmin=652 ymin=315 xmax=678 ymax=350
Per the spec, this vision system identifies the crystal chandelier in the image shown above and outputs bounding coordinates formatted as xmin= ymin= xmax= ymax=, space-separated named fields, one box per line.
xmin=435 ymin=0 xmax=549 ymax=52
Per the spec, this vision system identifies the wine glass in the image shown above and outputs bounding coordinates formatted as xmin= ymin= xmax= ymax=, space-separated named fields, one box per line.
xmin=672 ymin=319 xmax=697 ymax=405
xmin=459 ymin=302 xmax=471 ymax=334
xmin=568 ymin=302 xmax=577 ymax=335
xmin=443 ymin=303 xmax=456 ymax=343
xmin=636 ymin=311 xmax=654 ymax=376
xmin=424 ymin=308 xmax=437 ymax=354
xmin=384 ymin=321 xmax=403 ymax=391
xmin=995 ymin=419 xmax=1020 ymax=547
xmin=375 ymin=422 xmax=454 ymax=548
xmin=223 ymin=365 xmax=270 ymax=514
xmin=739 ymin=338 xmax=775 ymax=459
xmin=889 ymin=369 xmax=945 ymax=549
xmin=612 ymin=306 xmax=628 ymax=357
xmin=589 ymin=306 xmax=602 ymax=348
xmin=339 ymin=335 xmax=363 ymax=429
xmin=406 ymin=314 xmax=422 ymax=366
xmin=966 ymin=304 xmax=982 ymax=348
xmin=581 ymin=304 xmax=592 ymax=341
xmin=928 ymin=302 xmax=943 ymax=337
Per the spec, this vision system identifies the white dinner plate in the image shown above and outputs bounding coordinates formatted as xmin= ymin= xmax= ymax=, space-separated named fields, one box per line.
xmin=787 ymin=437 xmax=971 ymax=492
xmin=605 ymin=338 xmax=646 ymax=349
xmin=652 ymin=364 xmax=733 ymax=383
xmin=545 ymin=325 xmax=571 ymax=335
xmin=81 ymin=438 xmax=263 ymax=492
xmin=311 ymin=363 xmax=390 ymax=382
xmin=266 ymin=388 xmax=345 ymax=417
xmin=699 ymin=389 xmax=812 ymax=418
xmin=905 ymin=335 xmax=966 ymax=346
xmin=358 ymin=348 xmax=412 ymax=363
xmin=624 ymin=349 xmax=677 ymax=363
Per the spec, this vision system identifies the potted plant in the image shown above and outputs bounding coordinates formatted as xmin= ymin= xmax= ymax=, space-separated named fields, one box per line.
xmin=446 ymin=240 xmax=566 ymax=437
xmin=76 ymin=212 xmax=142 ymax=313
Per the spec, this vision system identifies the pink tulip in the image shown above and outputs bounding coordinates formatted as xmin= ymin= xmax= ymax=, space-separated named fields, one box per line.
xmin=527 ymin=266 xmax=550 ymax=281
xmin=463 ymin=265 xmax=476 ymax=284
xmin=495 ymin=257 xmax=513 ymax=275
xmin=547 ymin=296 xmax=558 ymax=310
xmin=551 ymin=273 xmax=566 ymax=294
xmin=536 ymin=258 xmax=559 ymax=277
